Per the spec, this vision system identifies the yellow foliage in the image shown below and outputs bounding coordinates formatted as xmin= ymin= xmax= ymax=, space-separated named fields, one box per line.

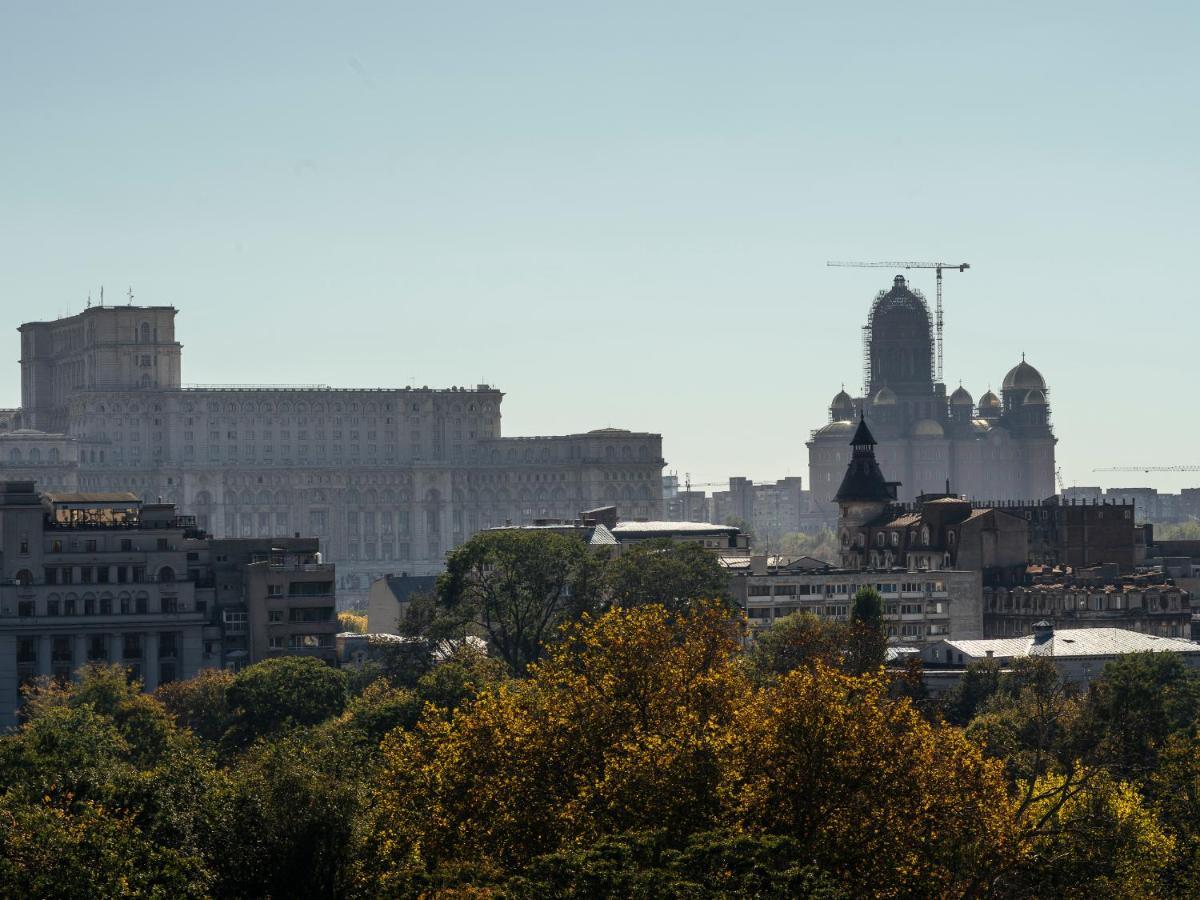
xmin=338 ymin=612 xmax=368 ymax=634
xmin=364 ymin=602 xmax=1021 ymax=896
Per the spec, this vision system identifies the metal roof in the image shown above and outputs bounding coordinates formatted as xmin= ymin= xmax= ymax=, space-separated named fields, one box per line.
xmin=612 ymin=521 xmax=738 ymax=535
xmin=942 ymin=628 xmax=1200 ymax=660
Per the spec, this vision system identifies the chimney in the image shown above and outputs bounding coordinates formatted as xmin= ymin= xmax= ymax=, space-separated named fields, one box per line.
xmin=751 ymin=554 xmax=767 ymax=575
xmin=1032 ymin=620 xmax=1054 ymax=643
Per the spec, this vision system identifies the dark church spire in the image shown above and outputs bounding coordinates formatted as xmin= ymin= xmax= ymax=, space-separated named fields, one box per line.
xmin=834 ymin=413 xmax=897 ymax=503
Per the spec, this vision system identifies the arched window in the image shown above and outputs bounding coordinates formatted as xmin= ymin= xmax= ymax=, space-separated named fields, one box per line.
xmin=28 ymin=448 xmax=40 ymax=464
xmin=48 ymin=448 xmax=59 ymax=463
xmin=158 ymin=566 xmax=175 ymax=583
xmin=921 ymin=526 xmax=931 ymax=545
xmin=14 ymin=569 xmax=33 ymax=587
xmin=8 ymin=449 xmax=21 ymax=463
xmin=140 ymin=322 xmax=151 ymax=343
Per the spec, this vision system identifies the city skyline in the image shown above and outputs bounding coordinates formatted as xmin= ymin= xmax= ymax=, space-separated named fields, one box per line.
xmin=3 ymin=3 xmax=1198 ymax=493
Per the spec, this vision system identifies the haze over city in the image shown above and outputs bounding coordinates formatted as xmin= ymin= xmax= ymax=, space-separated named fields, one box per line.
xmin=2 ymin=2 xmax=1198 ymax=490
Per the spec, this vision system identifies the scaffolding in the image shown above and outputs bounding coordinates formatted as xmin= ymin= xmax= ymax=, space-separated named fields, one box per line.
xmin=861 ymin=280 xmax=935 ymax=396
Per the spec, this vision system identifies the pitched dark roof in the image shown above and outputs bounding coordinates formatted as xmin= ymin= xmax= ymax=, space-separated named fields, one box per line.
xmin=835 ymin=415 xmax=894 ymax=503
xmin=849 ymin=416 xmax=877 ymax=447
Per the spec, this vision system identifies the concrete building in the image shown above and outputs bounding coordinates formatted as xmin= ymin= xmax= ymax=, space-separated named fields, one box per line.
xmin=732 ymin=557 xmax=983 ymax=647
xmin=367 ymin=573 xmax=439 ymax=636
xmin=921 ymin=621 xmax=1200 ymax=688
xmin=983 ymin=568 xmax=1190 ymax=639
xmin=0 ymin=479 xmax=340 ymax=728
xmin=0 ymin=305 xmax=665 ymax=602
xmin=0 ymin=481 xmax=211 ymax=728
xmin=1065 ymin=485 xmax=1200 ymax=525
xmin=808 ymin=276 xmax=1056 ymax=523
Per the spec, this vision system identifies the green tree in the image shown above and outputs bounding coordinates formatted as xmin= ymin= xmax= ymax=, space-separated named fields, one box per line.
xmin=942 ymin=658 xmax=1003 ymax=726
xmin=605 ymin=538 xmax=731 ymax=612
xmin=224 ymin=656 xmax=348 ymax=748
xmin=156 ymin=667 xmax=235 ymax=745
xmin=746 ymin=611 xmax=848 ymax=681
xmin=210 ymin=728 xmax=368 ymax=898
xmin=1080 ymin=651 xmax=1200 ymax=777
xmin=422 ymin=529 xmax=607 ymax=675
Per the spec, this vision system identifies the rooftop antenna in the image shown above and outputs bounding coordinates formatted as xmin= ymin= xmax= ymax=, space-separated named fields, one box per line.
xmin=86 ymin=292 xmax=92 ymax=309
xmin=100 ymin=285 xmax=104 ymax=305
xmin=128 ymin=286 xmax=134 ymax=306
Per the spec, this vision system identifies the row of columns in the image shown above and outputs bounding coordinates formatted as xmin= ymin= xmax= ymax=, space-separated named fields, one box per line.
xmin=33 ymin=632 xmax=162 ymax=689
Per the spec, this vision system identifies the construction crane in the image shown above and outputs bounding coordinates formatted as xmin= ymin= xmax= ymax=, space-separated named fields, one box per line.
xmin=1093 ymin=466 xmax=1200 ymax=473
xmin=826 ymin=261 xmax=970 ymax=383
xmin=1055 ymin=467 xmax=1067 ymax=493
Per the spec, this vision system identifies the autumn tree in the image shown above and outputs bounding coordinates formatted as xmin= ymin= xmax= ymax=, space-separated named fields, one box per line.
xmin=363 ymin=602 xmax=1021 ymax=896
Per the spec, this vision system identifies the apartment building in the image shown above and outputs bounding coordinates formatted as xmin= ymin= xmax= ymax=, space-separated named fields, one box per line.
xmin=729 ymin=557 xmax=984 ymax=647
xmin=0 ymin=479 xmax=337 ymax=728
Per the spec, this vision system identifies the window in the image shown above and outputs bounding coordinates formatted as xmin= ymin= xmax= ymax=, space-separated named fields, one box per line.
xmin=268 ymin=610 xmax=284 ymax=623
xmin=269 ymin=636 xmax=285 ymax=650
xmin=121 ymin=539 xmax=133 ymax=552
xmin=289 ymin=633 xmax=333 ymax=649
xmin=268 ymin=584 xmax=283 ymax=597
xmin=223 ymin=610 xmax=247 ymax=634
xmin=17 ymin=601 xmax=34 ymax=617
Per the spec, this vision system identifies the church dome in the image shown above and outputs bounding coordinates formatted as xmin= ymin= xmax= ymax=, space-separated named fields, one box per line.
xmin=870 ymin=275 xmax=931 ymax=330
xmin=1002 ymin=358 xmax=1046 ymax=392
xmin=1023 ymin=389 xmax=1047 ymax=406
xmin=872 ymin=386 xmax=897 ymax=406
xmin=911 ymin=418 xmax=945 ymax=438
xmin=979 ymin=390 xmax=1001 ymax=409
xmin=815 ymin=420 xmax=855 ymax=438
xmin=830 ymin=389 xmax=854 ymax=420
xmin=949 ymin=385 xmax=974 ymax=406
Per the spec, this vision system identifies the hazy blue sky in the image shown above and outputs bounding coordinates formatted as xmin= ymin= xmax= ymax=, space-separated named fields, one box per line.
xmin=2 ymin=2 xmax=1197 ymax=492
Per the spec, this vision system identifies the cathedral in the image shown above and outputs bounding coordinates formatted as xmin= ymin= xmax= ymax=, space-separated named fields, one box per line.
xmin=807 ymin=275 xmax=1056 ymax=523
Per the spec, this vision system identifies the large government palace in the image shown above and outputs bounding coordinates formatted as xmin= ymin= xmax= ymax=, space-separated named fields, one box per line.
xmin=807 ymin=275 xmax=1056 ymax=523
xmin=0 ymin=305 xmax=664 ymax=600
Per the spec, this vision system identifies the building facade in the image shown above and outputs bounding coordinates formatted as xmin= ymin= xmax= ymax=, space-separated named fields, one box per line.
xmin=0 ymin=479 xmax=340 ymax=728
xmin=984 ymin=572 xmax=1190 ymax=639
xmin=732 ymin=559 xmax=984 ymax=647
xmin=808 ymin=276 xmax=1056 ymax=523
xmin=0 ymin=305 xmax=665 ymax=602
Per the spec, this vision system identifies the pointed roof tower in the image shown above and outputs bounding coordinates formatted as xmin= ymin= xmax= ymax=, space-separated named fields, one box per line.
xmin=834 ymin=414 xmax=897 ymax=503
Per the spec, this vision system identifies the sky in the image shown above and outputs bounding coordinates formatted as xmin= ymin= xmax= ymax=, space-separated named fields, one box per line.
xmin=2 ymin=2 xmax=1198 ymax=493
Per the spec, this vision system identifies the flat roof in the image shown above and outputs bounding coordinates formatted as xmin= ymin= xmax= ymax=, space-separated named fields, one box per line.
xmin=45 ymin=491 xmax=141 ymax=505
xmin=612 ymin=521 xmax=738 ymax=535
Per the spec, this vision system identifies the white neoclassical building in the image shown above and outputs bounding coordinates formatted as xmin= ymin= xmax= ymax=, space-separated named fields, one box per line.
xmin=0 ymin=305 xmax=665 ymax=601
